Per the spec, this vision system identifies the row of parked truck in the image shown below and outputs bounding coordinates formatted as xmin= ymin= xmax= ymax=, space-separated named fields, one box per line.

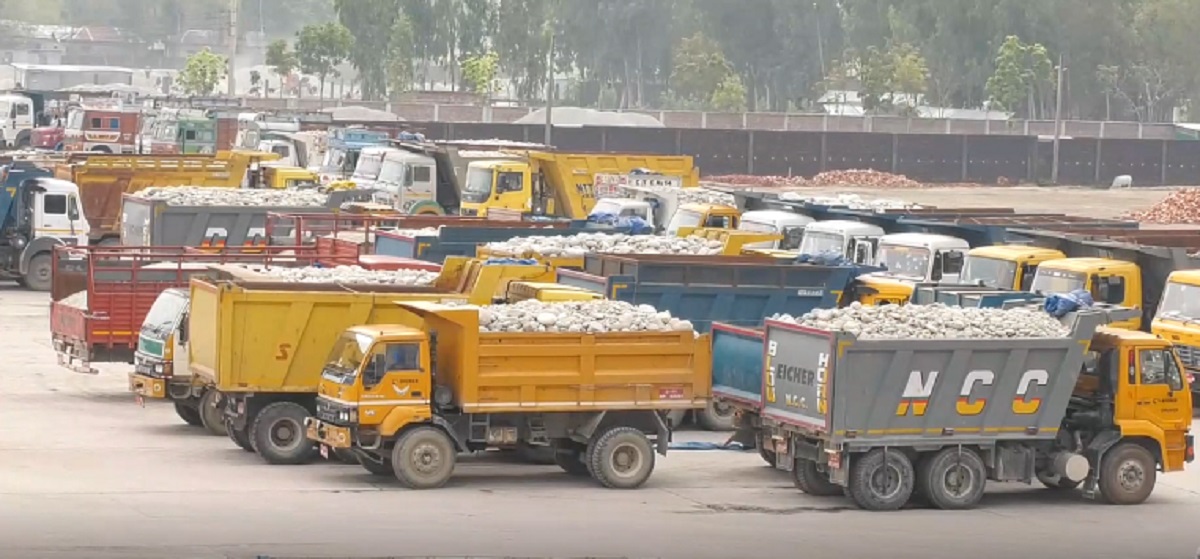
xmin=39 ymin=195 xmax=1195 ymax=510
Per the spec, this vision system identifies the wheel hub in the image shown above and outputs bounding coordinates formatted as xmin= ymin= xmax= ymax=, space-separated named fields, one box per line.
xmin=1117 ymin=459 xmax=1145 ymax=491
xmin=869 ymin=464 xmax=903 ymax=499
xmin=270 ymin=419 xmax=299 ymax=448
xmin=942 ymin=464 xmax=973 ymax=497
xmin=609 ymin=442 xmax=643 ymax=478
xmin=412 ymin=442 xmax=442 ymax=474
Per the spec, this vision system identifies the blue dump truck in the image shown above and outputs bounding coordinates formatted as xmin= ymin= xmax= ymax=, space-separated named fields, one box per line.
xmin=373 ymin=221 xmax=636 ymax=263
xmin=0 ymin=160 xmax=90 ymax=290
xmin=553 ymin=253 xmax=879 ymax=430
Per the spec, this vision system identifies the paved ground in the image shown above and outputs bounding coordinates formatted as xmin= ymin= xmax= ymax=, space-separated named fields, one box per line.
xmin=3 ymin=285 xmax=1200 ymax=559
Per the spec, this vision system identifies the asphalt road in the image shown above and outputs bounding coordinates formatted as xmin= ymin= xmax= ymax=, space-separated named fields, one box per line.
xmin=2 ymin=286 xmax=1199 ymax=559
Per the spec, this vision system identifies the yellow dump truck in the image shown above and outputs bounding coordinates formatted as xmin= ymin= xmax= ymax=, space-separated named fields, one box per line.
xmin=306 ymin=301 xmax=712 ymax=489
xmin=959 ymin=245 xmax=1066 ymax=290
xmin=55 ymin=151 xmax=282 ymax=243
xmin=459 ymin=151 xmax=698 ymax=219
xmin=186 ymin=259 xmax=558 ymax=464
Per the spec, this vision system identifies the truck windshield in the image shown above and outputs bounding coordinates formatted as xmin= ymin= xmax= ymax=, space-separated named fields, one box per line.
xmin=322 ymin=331 xmax=374 ymax=385
xmin=799 ymin=231 xmax=844 ymax=255
xmin=1157 ymin=281 xmax=1200 ymax=322
xmin=378 ymin=159 xmax=406 ymax=184
xmin=140 ymin=290 xmax=188 ymax=340
xmin=353 ymin=153 xmax=384 ymax=180
xmin=590 ymin=199 xmax=630 ymax=217
xmin=876 ymin=245 xmax=931 ymax=279
xmin=666 ymin=209 xmax=703 ymax=234
xmin=1031 ymin=268 xmax=1086 ymax=294
xmin=463 ymin=167 xmax=494 ymax=203
xmin=960 ymin=256 xmax=1017 ymax=289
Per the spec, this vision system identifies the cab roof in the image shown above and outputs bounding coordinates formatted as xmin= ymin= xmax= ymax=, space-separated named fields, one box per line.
xmin=1094 ymin=326 xmax=1166 ymax=344
xmin=741 ymin=209 xmax=813 ymax=224
xmin=969 ymin=245 xmax=1065 ymax=261
xmin=1167 ymin=270 xmax=1200 ymax=285
xmin=879 ymin=232 xmax=969 ymax=249
xmin=804 ymin=220 xmax=884 ymax=235
xmin=1039 ymin=257 xmax=1136 ymax=273
xmin=346 ymin=324 xmax=423 ymax=338
xmin=680 ymin=202 xmax=736 ymax=212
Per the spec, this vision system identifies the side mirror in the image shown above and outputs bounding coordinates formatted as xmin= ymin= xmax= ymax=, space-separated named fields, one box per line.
xmin=177 ymin=317 xmax=189 ymax=343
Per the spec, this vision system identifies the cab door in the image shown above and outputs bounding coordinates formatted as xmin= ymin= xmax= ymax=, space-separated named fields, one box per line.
xmin=34 ymin=191 xmax=72 ymax=238
xmin=359 ymin=341 xmax=433 ymax=428
xmin=493 ymin=169 xmax=530 ymax=212
xmin=1130 ymin=346 xmax=1192 ymax=469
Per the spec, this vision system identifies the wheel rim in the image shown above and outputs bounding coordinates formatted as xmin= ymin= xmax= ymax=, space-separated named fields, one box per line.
xmin=608 ymin=442 xmax=644 ymax=479
xmin=410 ymin=440 xmax=445 ymax=476
xmin=269 ymin=418 xmax=301 ymax=450
xmin=942 ymin=463 xmax=975 ymax=498
xmin=712 ymin=402 xmax=734 ymax=417
xmin=1117 ymin=459 xmax=1145 ymax=492
xmin=869 ymin=463 xmax=904 ymax=500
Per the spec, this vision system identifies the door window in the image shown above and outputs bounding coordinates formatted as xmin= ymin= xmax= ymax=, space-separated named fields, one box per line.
xmin=413 ymin=166 xmax=432 ymax=182
xmin=43 ymin=194 xmax=67 ymax=215
xmin=385 ymin=343 xmax=421 ymax=371
xmin=1140 ymin=349 xmax=1185 ymax=391
xmin=496 ymin=172 xmax=523 ymax=193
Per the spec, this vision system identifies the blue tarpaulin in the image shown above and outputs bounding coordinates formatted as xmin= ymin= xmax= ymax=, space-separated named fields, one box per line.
xmin=1043 ymin=289 xmax=1095 ymax=317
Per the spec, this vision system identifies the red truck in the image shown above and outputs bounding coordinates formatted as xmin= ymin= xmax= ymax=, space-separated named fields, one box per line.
xmin=49 ymin=245 xmax=319 ymax=374
xmin=30 ymin=125 xmax=64 ymax=150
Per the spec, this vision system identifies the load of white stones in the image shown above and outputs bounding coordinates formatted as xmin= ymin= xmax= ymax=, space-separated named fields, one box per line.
xmin=235 ymin=264 xmax=439 ymax=286
xmin=133 ymin=187 xmax=328 ymax=207
xmin=482 ymin=232 xmax=723 ymax=258
xmin=478 ymin=299 xmax=695 ymax=334
xmin=772 ymin=302 xmax=1069 ymax=339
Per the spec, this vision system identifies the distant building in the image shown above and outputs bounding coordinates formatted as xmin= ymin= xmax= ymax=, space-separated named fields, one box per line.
xmin=818 ymin=89 xmax=1012 ymax=120
xmin=0 ymin=63 xmax=134 ymax=91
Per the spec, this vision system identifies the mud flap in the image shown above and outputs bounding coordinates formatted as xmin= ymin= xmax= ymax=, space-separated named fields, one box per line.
xmin=1082 ymin=430 xmax=1122 ymax=499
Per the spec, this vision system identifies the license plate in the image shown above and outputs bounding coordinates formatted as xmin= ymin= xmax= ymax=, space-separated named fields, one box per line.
xmin=134 ymin=395 xmax=145 ymax=407
xmin=320 ymin=444 xmax=329 ymax=459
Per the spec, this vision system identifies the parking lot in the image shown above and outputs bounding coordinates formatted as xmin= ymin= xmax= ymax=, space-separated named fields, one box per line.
xmin=3 ymin=283 xmax=1200 ymax=559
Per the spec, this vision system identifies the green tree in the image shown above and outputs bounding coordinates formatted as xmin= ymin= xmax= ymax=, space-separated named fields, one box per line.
xmin=265 ymin=39 xmax=298 ymax=86
xmin=385 ymin=12 xmax=415 ymax=97
xmin=295 ymin=22 xmax=353 ymax=99
xmin=460 ymin=51 xmax=500 ymax=99
xmin=178 ymin=48 xmax=227 ymax=96
xmin=709 ymin=74 xmax=747 ymax=112
xmin=335 ymin=0 xmax=401 ymax=100
xmin=669 ymin=32 xmax=734 ymax=106
xmin=985 ymin=36 xmax=1029 ymax=114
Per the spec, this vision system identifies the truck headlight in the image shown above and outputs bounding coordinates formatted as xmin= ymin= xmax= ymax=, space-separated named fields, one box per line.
xmin=154 ymin=364 xmax=164 ymax=374
xmin=338 ymin=409 xmax=356 ymax=423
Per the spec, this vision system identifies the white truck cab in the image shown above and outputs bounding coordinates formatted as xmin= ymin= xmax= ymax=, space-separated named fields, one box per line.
xmin=590 ymin=198 xmax=656 ymax=224
xmin=375 ymin=148 xmax=439 ymax=212
xmin=798 ymin=220 xmax=885 ymax=264
xmin=1 ymin=177 xmax=90 ymax=291
xmin=0 ymin=93 xmax=37 ymax=149
xmin=737 ymin=210 xmax=812 ymax=250
xmin=873 ymin=232 xmax=969 ymax=283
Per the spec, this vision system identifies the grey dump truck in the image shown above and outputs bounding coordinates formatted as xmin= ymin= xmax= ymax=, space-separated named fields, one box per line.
xmin=759 ymin=306 xmax=1195 ymax=511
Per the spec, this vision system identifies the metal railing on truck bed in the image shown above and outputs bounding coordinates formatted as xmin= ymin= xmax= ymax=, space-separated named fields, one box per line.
xmin=49 ymin=245 xmax=319 ymax=374
xmin=555 ymin=253 xmax=880 ymax=332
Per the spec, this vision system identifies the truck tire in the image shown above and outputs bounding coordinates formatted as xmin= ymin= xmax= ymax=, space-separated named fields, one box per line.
xmin=920 ymin=447 xmax=987 ymax=510
xmin=1098 ymin=443 xmax=1157 ymax=505
xmin=553 ymin=441 xmax=590 ymax=477
xmin=197 ymin=390 xmax=227 ymax=437
xmin=847 ymin=449 xmax=915 ymax=511
xmin=697 ymin=401 xmax=735 ymax=431
xmin=588 ymin=426 xmax=656 ymax=490
xmin=250 ymin=402 xmax=317 ymax=465
xmin=391 ymin=426 xmax=457 ymax=489
xmin=225 ymin=418 xmax=255 ymax=453
xmin=793 ymin=459 xmax=842 ymax=496
xmin=173 ymin=402 xmax=202 ymax=427
xmin=23 ymin=254 xmax=52 ymax=292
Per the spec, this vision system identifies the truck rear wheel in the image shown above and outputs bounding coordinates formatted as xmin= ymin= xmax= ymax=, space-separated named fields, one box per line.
xmin=250 ymin=402 xmax=317 ymax=465
xmin=793 ymin=459 xmax=842 ymax=496
xmin=553 ymin=441 xmax=590 ymax=477
xmin=225 ymin=419 xmax=255 ymax=453
xmin=173 ymin=402 xmax=202 ymax=427
xmin=197 ymin=390 xmax=227 ymax=437
xmin=848 ymin=449 xmax=915 ymax=511
xmin=391 ymin=426 xmax=457 ymax=489
xmin=920 ymin=447 xmax=986 ymax=510
xmin=697 ymin=401 xmax=735 ymax=431
xmin=588 ymin=426 xmax=656 ymax=490
xmin=1098 ymin=443 xmax=1157 ymax=505
xmin=23 ymin=254 xmax=52 ymax=292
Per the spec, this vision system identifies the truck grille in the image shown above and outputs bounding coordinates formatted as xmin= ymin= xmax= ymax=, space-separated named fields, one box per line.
xmin=316 ymin=398 xmax=349 ymax=425
xmin=1175 ymin=344 xmax=1200 ymax=371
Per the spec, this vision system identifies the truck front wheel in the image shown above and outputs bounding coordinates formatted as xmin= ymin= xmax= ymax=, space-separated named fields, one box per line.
xmin=173 ymin=402 xmax=202 ymax=427
xmin=1098 ymin=443 xmax=1157 ymax=505
xmin=23 ymin=254 xmax=52 ymax=292
xmin=197 ymin=390 xmax=227 ymax=437
xmin=848 ymin=449 xmax=915 ymax=511
xmin=587 ymin=426 xmax=656 ymax=490
xmin=250 ymin=402 xmax=317 ymax=465
xmin=391 ymin=426 xmax=457 ymax=489
xmin=793 ymin=459 xmax=842 ymax=496
xmin=919 ymin=447 xmax=987 ymax=510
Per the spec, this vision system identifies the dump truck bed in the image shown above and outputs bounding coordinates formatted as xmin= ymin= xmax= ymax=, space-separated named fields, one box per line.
xmin=555 ymin=253 xmax=874 ymax=332
xmin=760 ymin=310 xmax=1116 ymax=448
xmin=398 ymin=302 xmax=711 ymax=413
xmin=49 ymin=245 xmax=311 ymax=373
xmin=710 ymin=324 xmax=766 ymax=409
xmin=373 ymin=222 xmax=608 ymax=263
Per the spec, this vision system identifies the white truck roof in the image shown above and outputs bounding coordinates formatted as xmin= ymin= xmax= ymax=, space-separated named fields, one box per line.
xmin=804 ymin=220 xmax=885 ymax=236
xmin=742 ymin=210 xmax=813 ymax=226
xmin=879 ymin=232 xmax=970 ymax=250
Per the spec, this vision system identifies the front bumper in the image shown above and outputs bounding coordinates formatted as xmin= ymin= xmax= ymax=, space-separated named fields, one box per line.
xmin=305 ymin=418 xmax=353 ymax=449
xmin=128 ymin=373 xmax=168 ymax=399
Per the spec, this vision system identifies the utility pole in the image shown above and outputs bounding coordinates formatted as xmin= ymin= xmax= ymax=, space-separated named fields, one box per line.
xmin=226 ymin=0 xmax=240 ymax=97
xmin=1050 ymin=54 xmax=1065 ymax=184
xmin=543 ymin=26 xmax=554 ymax=146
